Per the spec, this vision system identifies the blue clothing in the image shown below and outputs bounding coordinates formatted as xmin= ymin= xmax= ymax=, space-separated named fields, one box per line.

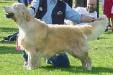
xmin=18 ymin=0 xmax=29 ymax=3
xmin=47 ymin=53 xmax=70 ymax=67
xmin=18 ymin=0 xmax=29 ymax=6
xmin=29 ymin=0 xmax=81 ymax=24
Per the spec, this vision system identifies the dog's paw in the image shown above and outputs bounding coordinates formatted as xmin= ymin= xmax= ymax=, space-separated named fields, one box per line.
xmin=25 ymin=65 xmax=38 ymax=70
xmin=24 ymin=63 xmax=33 ymax=70
xmin=23 ymin=62 xmax=28 ymax=68
xmin=26 ymin=66 xmax=32 ymax=70
xmin=84 ymin=63 xmax=92 ymax=71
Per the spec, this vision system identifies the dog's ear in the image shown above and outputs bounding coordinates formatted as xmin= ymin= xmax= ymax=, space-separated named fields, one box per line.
xmin=23 ymin=11 xmax=32 ymax=21
xmin=25 ymin=13 xmax=31 ymax=21
xmin=21 ymin=6 xmax=32 ymax=21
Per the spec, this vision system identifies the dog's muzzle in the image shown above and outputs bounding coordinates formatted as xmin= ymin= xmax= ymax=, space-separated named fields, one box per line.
xmin=5 ymin=13 xmax=14 ymax=18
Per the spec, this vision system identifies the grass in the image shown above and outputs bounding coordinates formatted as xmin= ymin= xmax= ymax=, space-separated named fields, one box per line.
xmin=0 ymin=2 xmax=113 ymax=75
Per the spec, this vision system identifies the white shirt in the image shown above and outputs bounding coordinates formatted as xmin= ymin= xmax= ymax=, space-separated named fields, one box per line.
xmin=74 ymin=7 xmax=97 ymax=19
xmin=65 ymin=7 xmax=98 ymax=25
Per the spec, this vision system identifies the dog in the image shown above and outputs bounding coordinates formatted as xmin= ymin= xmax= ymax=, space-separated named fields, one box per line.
xmin=4 ymin=3 xmax=108 ymax=70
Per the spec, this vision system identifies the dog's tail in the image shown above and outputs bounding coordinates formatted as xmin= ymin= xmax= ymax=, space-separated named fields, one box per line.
xmin=86 ymin=15 xmax=108 ymax=41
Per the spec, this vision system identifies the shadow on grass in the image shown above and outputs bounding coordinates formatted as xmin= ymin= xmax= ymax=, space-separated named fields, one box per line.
xmin=104 ymin=31 xmax=113 ymax=34
xmin=0 ymin=27 xmax=18 ymax=33
xmin=97 ymin=37 xmax=109 ymax=40
xmin=0 ymin=45 xmax=19 ymax=54
xmin=0 ymin=1 xmax=13 ymax=3
xmin=40 ymin=66 xmax=113 ymax=74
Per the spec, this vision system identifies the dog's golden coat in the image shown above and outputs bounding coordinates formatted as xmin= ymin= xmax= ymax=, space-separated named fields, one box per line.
xmin=4 ymin=3 xmax=108 ymax=70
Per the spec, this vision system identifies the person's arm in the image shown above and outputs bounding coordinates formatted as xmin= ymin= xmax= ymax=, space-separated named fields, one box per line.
xmin=28 ymin=0 xmax=40 ymax=16
xmin=80 ymin=14 xmax=96 ymax=23
xmin=65 ymin=3 xmax=96 ymax=23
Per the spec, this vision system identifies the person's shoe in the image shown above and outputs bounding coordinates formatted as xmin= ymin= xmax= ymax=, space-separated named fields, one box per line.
xmin=2 ymin=32 xmax=18 ymax=42
xmin=2 ymin=36 xmax=15 ymax=42
xmin=105 ymin=28 xmax=108 ymax=32
xmin=105 ymin=24 xmax=111 ymax=32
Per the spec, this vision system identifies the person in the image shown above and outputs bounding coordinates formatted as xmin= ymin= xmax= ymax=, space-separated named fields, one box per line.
xmin=74 ymin=0 xmax=97 ymax=19
xmin=65 ymin=0 xmax=97 ymax=25
xmin=17 ymin=0 xmax=95 ymax=68
xmin=103 ymin=0 xmax=113 ymax=32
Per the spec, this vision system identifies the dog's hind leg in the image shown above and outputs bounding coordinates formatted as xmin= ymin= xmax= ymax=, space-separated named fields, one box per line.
xmin=79 ymin=52 xmax=91 ymax=70
xmin=70 ymin=47 xmax=92 ymax=70
xmin=26 ymin=49 xmax=40 ymax=70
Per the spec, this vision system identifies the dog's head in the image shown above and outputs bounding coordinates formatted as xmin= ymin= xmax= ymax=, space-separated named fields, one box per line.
xmin=4 ymin=3 xmax=32 ymax=22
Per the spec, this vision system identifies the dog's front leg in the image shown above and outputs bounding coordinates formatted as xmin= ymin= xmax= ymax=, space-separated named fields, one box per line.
xmin=26 ymin=49 xmax=40 ymax=70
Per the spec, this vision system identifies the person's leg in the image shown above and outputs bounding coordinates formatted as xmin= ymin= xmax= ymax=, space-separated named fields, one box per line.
xmin=105 ymin=18 xmax=111 ymax=32
xmin=47 ymin=53 xmax=70 ymax=67
xmin=111 ymin=18 xmax=113 ymax=32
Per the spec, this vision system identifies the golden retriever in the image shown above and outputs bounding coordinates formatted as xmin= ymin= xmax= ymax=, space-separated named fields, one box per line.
xmin=4 ymin=3 xmax=108 ymax=70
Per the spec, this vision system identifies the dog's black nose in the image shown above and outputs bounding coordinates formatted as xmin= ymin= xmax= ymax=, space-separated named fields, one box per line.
xmin=5 ymin=13 xmax=14 ymax=18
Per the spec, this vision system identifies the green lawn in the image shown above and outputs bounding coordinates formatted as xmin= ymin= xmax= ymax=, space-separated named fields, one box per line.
xmin=0 ymin=2 xmax=113 ymax=75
